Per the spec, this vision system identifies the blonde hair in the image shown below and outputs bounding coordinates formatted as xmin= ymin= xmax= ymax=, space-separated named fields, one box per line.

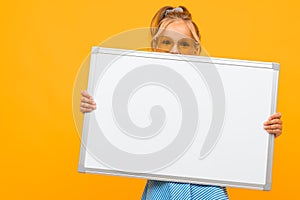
xmin=150 ymin=6 xmax=201 ymax=53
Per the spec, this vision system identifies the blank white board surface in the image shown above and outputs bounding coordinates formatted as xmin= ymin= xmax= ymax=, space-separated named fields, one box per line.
xmin=78 ymin=47 xmax=279 ymax=190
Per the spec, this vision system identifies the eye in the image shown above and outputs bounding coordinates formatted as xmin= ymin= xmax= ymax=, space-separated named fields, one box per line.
xmin=180 ymin=41 xmax=190 ymax=47
xmin=161 ymin=39 xmax=171 ymax=45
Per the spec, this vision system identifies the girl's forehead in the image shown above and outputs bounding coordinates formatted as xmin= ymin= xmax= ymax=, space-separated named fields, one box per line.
xmin=161 ymin=20 xmax=193 ymax=39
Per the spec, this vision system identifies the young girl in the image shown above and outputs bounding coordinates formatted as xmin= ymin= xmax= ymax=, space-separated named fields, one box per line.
xmin=80 ymin=6 xmax=283 ymax=200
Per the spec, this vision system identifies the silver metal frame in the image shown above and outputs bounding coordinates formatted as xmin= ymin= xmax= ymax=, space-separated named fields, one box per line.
xmin=78 ymin=46 xmax=280 ymax=191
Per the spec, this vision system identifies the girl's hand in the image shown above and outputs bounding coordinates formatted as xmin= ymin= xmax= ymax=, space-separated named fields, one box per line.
xmin=80 ymin=90 xmax=97 ymax=113
xmin=263 ymin=112 xmax=282 ymax=138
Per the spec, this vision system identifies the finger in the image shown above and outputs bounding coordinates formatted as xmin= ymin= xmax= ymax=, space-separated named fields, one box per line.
xmin=264 ymin=118 xmax=282 ymax=125
xmin=268 ymin=112 xmax=282 ymax=120
xmin=81 ymin=90 xmax=92 ymax=99
xmin=275 ymin=131 xmax=282 ymax=138
xmin=80 ymin=107 xmax=94 ymax=113
xmin=80 ymin=102 xmax=96 ymax=109
xmin=81 ymin=90 xmax=89 ymax=97
xmin=264 ymin=124 xmax=282 ymax=130
xmin=269 ymin=131 xmax=282 ymax=137
xmin=267 ymin=129 xmax=282 ymax=135
xmin=81 ymin=96 xmax=96 ymax=105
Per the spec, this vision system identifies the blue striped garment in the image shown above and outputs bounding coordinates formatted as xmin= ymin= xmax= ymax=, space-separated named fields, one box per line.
xmin=141 ymin=180 xmax=229 ymax=200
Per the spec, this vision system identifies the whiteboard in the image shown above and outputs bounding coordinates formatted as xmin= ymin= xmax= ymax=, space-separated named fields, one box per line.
xmin=78 ymin=47 xmax=279 ymax=190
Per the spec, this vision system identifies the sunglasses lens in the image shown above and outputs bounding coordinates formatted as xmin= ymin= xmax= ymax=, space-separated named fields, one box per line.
xmin=178 ymin=38 xmax=198 ymax=54
xmin=155 ymin=36 xmax=199 ymax=54
xmin=156 ymin=36 xmax=174 ymax=52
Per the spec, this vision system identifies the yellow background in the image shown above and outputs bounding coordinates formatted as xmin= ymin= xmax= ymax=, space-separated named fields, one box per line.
xmin=1 ymin=0 xmax=299 ymax=199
